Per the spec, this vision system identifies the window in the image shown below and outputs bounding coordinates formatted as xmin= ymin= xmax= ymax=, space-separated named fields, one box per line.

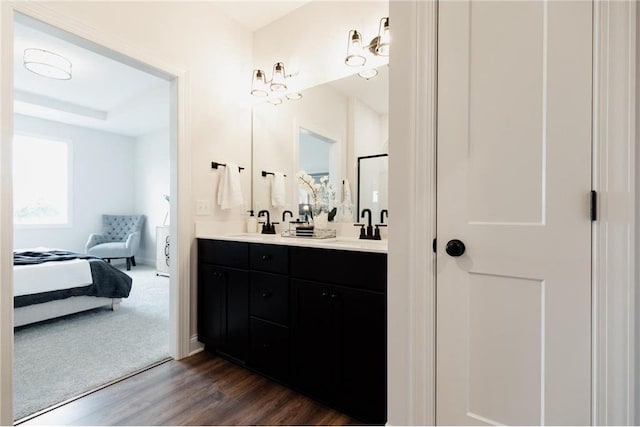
xmin=13 ymin=134 xmax=71 ymax=226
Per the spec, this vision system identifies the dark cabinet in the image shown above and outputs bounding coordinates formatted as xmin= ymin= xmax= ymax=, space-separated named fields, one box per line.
xmin=197 ymin=240 xmax=249 ymax=363
xmin=291 ymin=279 xmax=386 ymax=425
xmin=197 ymin=263 xmax=227 ymax=348
xmin=290 ymin=280 xmax=335 ymax=397
xmin=197 ymin=239 xmax=386 ymax=424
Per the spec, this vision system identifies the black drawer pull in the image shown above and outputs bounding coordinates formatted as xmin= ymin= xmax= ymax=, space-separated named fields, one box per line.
xmin=261 ymin=255 xmax=272 ymax=261
xmin=262 ymin=291 xmax=272 ymax=298
xmin=262 ymin=343 xmax=271 ymax=349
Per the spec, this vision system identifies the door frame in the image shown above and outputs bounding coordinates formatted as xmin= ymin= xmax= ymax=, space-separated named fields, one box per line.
xmin=0 ymin=3 xmax=192 ymax=424
xmin=387 ymin=0 xmax=636 ymax=425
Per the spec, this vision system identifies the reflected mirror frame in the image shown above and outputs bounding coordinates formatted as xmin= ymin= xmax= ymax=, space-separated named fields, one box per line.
xmin=357 ymin=153 xmax=389 ymax=218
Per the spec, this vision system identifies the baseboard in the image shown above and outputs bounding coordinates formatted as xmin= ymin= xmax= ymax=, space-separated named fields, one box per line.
xmin=189 ymin=334 xmax=204 ymax=356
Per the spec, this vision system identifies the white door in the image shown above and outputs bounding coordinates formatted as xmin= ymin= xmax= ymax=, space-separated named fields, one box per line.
xmin=436 ymin=1 xmax=592 ymax=425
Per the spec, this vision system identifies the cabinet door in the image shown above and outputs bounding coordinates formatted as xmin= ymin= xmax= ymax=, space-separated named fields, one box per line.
xmin=223 ymin=267 xmax=249 ymax=362
xmin=198 ymin=264 xmax=227 ymax=347
xmin=290 ymin=279 xmax=335 ymax=399
xmin=198 ymin=264 xmax=249 ymax=362
xmin=332 ymin=285 xmax=386 ymax=424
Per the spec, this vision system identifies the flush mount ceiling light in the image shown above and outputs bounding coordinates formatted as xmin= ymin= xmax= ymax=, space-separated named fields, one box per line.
xmin=345 ymin=17 xmax=389 ymax=80
xmin=251 ymin=61 xmax=302 ymax=105
xmin=23 ymin=48 xmax=72 ymax=80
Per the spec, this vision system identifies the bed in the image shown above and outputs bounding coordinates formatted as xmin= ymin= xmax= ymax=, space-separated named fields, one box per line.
xmin=13 ymin=249 xmax=133 ymax=327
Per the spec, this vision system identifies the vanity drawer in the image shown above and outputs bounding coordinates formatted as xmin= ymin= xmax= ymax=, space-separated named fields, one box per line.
xmin=290 ymin=247 xmax=387 ymax=292
xmin=250 ymin=272 xmax=289 ymax=325
xmin=249 ymin=243 xmax=289 ymax=274
xmin=249 ymin=317 xmax=289 ymax=379
xmin=198 ymin=239 xmax=248 ymax=269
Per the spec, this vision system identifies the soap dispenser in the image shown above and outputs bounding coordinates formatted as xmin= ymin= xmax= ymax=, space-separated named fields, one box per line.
xmin=246 ymin=210 xmax=258 ymax=234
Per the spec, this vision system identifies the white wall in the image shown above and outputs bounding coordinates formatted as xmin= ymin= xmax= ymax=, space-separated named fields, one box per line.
xmin=133 ymin=128 xmax=170 ymax=266
xmin=13 ymin=114 xmax=135 ymax=253
xmin=353 ymin=98 xmax=386 ymax=159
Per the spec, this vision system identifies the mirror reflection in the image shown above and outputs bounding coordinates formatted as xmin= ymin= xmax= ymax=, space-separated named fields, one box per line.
xmin=252 ymin=66 xmax=388 ymax=229
xmin=358 ymin=153 xmax=388 ymax=227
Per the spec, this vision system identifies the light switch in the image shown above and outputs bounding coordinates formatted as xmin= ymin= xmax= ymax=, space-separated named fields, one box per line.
xmin=196 ymin=199 xmax=211 ymax=215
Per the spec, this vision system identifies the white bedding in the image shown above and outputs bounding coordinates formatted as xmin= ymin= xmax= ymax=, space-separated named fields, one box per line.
xmin=13 ymin=258 xmax=93 ymax=296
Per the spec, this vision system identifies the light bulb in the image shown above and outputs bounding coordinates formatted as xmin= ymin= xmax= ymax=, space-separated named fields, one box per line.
xmin=270 ymin=62 xmax=287 ymax=92
xmin=250 ymin=69 xmax=268 ymax=97
xmin=345 ymin=30 xmax=366 ymax=67
xmin=375 ymin=17 xmax=390 ymax=56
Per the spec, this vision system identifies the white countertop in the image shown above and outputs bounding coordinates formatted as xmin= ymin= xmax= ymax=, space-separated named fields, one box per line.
xmin=196 ymin=232 xmax=388 ymax=254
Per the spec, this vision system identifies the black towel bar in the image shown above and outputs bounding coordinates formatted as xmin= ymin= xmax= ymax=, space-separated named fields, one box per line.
xmin=212 ymin=162 xmax=244 ymax=172
xmin=262 ymin=170 xmax=287 ymax=177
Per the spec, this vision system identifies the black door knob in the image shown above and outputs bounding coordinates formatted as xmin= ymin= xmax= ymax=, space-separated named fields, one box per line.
xmin=445 ymin=239 xmax=466 ymax=257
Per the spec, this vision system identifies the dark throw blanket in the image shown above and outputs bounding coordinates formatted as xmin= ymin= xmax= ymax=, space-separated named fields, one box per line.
xmin=13 ymin=250 xmax=133 ymax=308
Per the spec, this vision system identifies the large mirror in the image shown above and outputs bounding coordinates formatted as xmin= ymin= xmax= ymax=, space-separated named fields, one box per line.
xmin=252 ymin=66 xmax=388 ymax=226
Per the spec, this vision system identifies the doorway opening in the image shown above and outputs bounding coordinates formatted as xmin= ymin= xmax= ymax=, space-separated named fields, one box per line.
xmin=11 ymin=12 xmax=177 ymax=422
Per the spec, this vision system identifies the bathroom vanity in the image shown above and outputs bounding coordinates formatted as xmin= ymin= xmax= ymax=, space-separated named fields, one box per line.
xmin=197 ymin=235 xmax=387 ymax=424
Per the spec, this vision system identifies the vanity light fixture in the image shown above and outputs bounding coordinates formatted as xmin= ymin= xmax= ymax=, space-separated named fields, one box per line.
xmin=251 ymin=61 xmax=302 ymax=104
xmin=345 ymin=17 xmax=389 ymax=79
xmin=23 ymin=48 xmax=72 ymax=80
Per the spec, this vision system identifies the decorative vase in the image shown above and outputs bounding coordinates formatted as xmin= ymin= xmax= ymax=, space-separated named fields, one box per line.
xmin=313 ymin=211 xmax=329 ymax=230
xmin=312 ymin=204 xmax=329 ymax=230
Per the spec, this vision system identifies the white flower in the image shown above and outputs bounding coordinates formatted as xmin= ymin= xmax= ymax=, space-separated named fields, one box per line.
xmin=297 ymin=171 xmax=337 ymax=215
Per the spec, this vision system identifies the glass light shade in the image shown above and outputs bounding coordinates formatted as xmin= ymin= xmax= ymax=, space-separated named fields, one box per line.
xmin=358 ymin=68 xmax=378 ymax=80
xmin=286 ymin=92 xmax=303 ymax=100
xmin=23 ymin=48 xmax=72 ymax=80
xmin=375 ymin=17 xmax=390 ymax=56
xmin=270 ymin=62 xmax=287 ymax=92
xmin=268 ymin=97 xmax=283 ymax=105
xmin=345 ymin=30 xmax=366 ymax=67
xmin=251 ymin=69 xmax=268 ymax=97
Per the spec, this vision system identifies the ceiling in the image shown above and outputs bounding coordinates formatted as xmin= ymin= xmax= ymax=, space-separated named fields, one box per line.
xmin=12 ymin=2 xmax=310 ymax=137
xmin=213 ymin=1 xmax=311 ymax=31
xmin=13 ymin=15 xmax=170 ymax=137
xmin=12 ymin=2 xmax=369 ymax=137
xmin=328 ymin=66 xmax=389 ymax=115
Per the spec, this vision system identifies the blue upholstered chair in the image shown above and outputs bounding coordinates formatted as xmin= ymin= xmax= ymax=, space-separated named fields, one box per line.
xmin=85 ymin=214 xmax=146 ymax=270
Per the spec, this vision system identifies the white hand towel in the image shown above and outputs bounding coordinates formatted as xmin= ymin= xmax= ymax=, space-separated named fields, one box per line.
xmin=217 ymin=163 xmax=244 ymax=210
xmin=271 ymin=172 xmax=287 ymax=207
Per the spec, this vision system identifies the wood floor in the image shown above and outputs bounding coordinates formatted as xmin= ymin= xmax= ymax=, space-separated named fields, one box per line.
xmin=22 ymin=350 xmax=360 ymax=426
